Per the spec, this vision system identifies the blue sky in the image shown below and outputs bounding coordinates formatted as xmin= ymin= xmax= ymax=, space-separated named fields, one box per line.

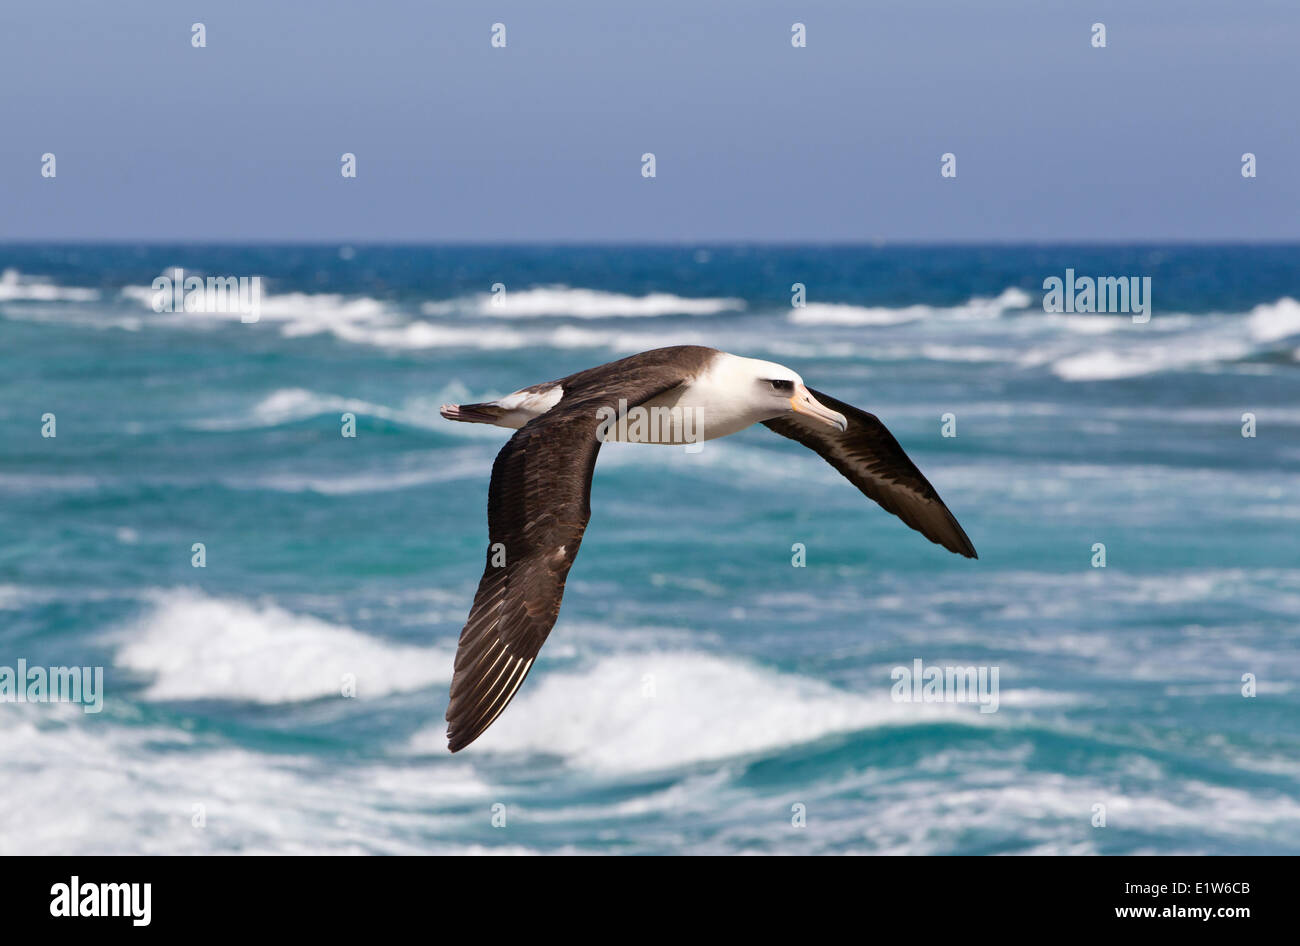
xmin=1 ymin=0 xmax=1296 ymax=241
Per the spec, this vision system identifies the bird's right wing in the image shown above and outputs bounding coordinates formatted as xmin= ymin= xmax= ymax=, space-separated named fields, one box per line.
xmin=445 ymin=375 xmax=686 ymax=752
xmin=762 ymin=387 xmax=977 ymax=558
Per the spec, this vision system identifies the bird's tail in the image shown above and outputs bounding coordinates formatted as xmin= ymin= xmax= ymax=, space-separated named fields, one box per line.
xmin=440 ymin=402 xmax=506 ymax=424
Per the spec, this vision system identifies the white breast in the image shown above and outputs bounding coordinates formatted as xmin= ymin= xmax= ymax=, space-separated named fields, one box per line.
xmin=614 ymin=352 xmax=771 ymax=444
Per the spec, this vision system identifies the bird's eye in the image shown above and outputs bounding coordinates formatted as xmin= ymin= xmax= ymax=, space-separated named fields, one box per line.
xmin=769 ymin=379 xmax=794 ymax=393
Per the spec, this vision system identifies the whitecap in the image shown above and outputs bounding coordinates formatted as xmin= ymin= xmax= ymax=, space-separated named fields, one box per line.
xmin=0 ymin=269 xmax=99 ymax=302
xmin=787 ymin=287 xmax=1031 ymax=326
xmin=422 ymin=286 xmax=744 ymax=319
xmin=411 ymin=650 xmax=994 ymax=773
xmin=112 ymin=589 xmax=452 ymax=703
xmin=0 ymin=706 xmax=494 ymax=855
xmin=1248 ymin=297 xmax=1300 ymax=343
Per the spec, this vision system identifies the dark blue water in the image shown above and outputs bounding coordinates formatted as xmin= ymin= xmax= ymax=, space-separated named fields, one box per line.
xmin=2 ymin=243 xmax=1298 ymax=853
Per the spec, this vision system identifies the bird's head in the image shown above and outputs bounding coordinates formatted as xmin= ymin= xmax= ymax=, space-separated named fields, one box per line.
xmin=739 ymin=357 xmax=848 ymax=432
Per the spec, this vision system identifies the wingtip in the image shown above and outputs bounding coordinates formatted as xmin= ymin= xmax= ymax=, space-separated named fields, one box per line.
xmin=937 ymin=529 xmax=977 ymax=559
xmin=941 ymin=516 xmax=978 ymax=559
xmin=944 ymin=540 xmax=978 ymax=559
xmin=447 ymin=726 xmax=490 ymax=754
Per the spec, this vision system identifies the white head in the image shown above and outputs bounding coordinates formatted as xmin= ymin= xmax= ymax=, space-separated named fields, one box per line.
xmin=718 ymin=354 xmax=848 ymax=432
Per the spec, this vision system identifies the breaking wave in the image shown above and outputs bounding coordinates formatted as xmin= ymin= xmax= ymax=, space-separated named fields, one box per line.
xmin=422 ymin=286 xmax=744 ymax=318
xmin=112 ymin=590 xmax=452 ymax=703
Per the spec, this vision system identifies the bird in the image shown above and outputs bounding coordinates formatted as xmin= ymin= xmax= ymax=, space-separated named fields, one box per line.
xmin=438 ymin=345 xmax=976 ymax=751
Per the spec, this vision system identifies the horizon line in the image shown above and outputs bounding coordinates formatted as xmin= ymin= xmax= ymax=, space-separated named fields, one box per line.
xmin=3 ymin=238 xmax=1299 ymax=249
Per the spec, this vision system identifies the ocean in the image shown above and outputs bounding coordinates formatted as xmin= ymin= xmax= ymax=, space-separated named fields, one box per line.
xmin=1 ymin=243 xmax=1297 ymax=854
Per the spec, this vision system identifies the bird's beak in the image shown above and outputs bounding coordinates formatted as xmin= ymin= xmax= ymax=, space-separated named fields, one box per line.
xmin=790 ymin=385 xmax=847 ymax=432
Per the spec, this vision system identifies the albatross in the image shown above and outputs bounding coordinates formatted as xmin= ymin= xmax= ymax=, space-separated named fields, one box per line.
xmin=439 ymin=345 xmax=976 ymax=751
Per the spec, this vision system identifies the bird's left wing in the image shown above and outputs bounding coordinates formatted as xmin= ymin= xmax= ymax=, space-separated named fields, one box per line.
xmin=762 ymin=387 xmax=977 ymax=558
xmin=445 ymin=375 xmax=685 ymax=752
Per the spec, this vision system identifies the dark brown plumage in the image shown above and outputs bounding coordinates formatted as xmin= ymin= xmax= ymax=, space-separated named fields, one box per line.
xmin=445 ymin=348 xmax=713 ymax=752
xmin=763 ymin=388 xmax=977 ymax=558
xmin=444 ymin=346 xmax=975 ymax=752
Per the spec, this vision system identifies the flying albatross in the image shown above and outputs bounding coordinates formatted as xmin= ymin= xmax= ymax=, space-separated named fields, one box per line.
xmin=439 ymin=345 xmax=976 ymax=751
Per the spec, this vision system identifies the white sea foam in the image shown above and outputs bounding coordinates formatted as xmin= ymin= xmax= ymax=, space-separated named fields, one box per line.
xmin=197 ymin=386 xmax=513 ymax=439
xmin=0 ymin=585 xmax=37 ymax=610
xmin=119 ymin=270 xmax=404 ymax=342
xmin=789 ymin=302 xmax=930 ymax=326
xmin=122 ymin=279 xmax=400 ymax=331
xmin=851 ymin=771 xmax=1300 ymax=855
xmin=116 ymin=279 xmax=729 ymax=349
xmin=0 ymin=269 xmax=99 ymax=302
xmin=1043 ymin=309 xmax=1266 ymax=381
xmin=958 ymin=286 xmax=1034 ymax=315
xmin=0 ymin=705 xmax=496 ymax=855
xmin=7 ymin=700 xmax=1292 ymax=854
xmin=113 ymin=590 xmax=452 ymax=703
xmin=23 ymin=267 xmax=1300 ymax=383
xmin=330 ymin=320 xmax=531 ymax=349
xmin=328 ymin=321 xmax=714 ymax=352
xmin=422 ymin=286 xmax=744 ymax=319
xmin=1049 ymin=350 xmax=1157 ymax=381
xmin=1049 ymin=313 xmax=1139 ymax=334
xmin=788 ymin=287 xmax=1031 ymax=326
xmin=1049 ymin=336 xmax=1255 ymax=381
xmin=1038 ymin=300 xmax=1300 ymax=381
xmin=411 ymin=650 xmax=992 ymax=773
xmin=1248 ymin=297 xmax=1300 ymax=343
xmin=195 ymin=387 xmax=444 ymax=432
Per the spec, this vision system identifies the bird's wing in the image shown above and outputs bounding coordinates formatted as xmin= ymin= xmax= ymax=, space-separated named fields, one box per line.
xmin=762 ymin=387 xmax=977 ymax=558
xmin=446 ymin=374 xmax=687 ymax=752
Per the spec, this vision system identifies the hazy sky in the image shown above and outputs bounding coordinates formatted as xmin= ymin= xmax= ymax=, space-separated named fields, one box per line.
xmin=1 ymin=0 xmax=1296 ymax=241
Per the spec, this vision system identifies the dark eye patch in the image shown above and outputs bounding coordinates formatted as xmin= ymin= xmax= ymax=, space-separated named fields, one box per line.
xmin=769 ymin=379 xmax=794 ymax=392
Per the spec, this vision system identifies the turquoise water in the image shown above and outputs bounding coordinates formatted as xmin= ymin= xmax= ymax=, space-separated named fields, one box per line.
xmin=2 ymin=244 xmax=1298 ymax=854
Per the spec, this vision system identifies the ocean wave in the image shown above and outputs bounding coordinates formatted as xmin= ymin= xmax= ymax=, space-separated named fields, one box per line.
xmin=1047 ymin=331 xmax=1255 ymax=381
xmin=323 ymin=320 xmax=717 ymax=352
xmin=1249 ymin=297 xmax=1300 ymax=342
xmin=0 ymin=269 xmax=99 ymax=302
xmin=421 ymin=286 xmax=744 ymax=319
xmin=788 ymin=287 xmax=1032 ymax=326
xmin=17 ymin=266 xmax=1300 ymax=385
xmin=843 ymin=770 xmax=1300 ymax=855
xmin=330 ymin=320 xmax=532 ymax=349
xmin=0 ymin=706 xmax=496 ymax=855
xmin=410 ymin=650 xmax=994 ymax=773
xmin=1036 ymin=303 xmax=1300 ymax=381
xmin=121 ymin=275 xmax=400 ymax=334
xmin=221 ymin=453 xmax=490 ymax=495
xmin=112 ymin=590 xmax=452 ymax=703
xmin=7 ymin=701 xmax=1293 ymax=854
xmin=339 ymin=294 xmax=1300 ymax=375
xmin=789 ymin=302 xmax=931 ymax=326
xmin=194 ymin=387 xmax=446 ymax=432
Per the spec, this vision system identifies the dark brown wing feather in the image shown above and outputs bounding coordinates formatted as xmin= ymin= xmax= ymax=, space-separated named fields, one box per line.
xmin=446 ymin=351 xmax=708 ymax=752
xmin=762 ymin=388 xmax=977 ymax=558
